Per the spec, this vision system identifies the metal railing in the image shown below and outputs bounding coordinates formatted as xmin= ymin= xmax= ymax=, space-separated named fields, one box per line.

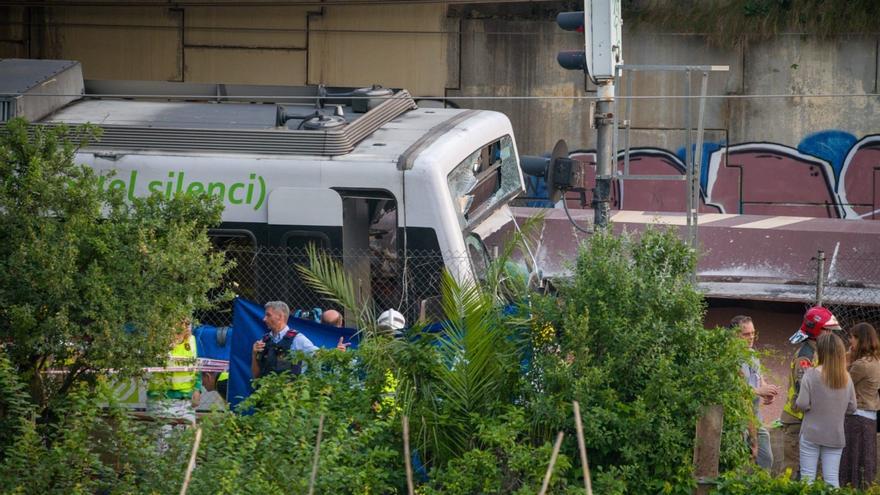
xmin=813 ymin=249 xmax=880 ymax=330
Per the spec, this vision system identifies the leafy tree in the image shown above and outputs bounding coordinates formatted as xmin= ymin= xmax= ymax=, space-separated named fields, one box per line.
xmin=0 ymin=118 xmax=228 ymax=423
xmin=523 ymin=228 xmax=753 ymax=494
xmin=298 ymin=224 xmax=755 ymax=493
xmin=0 ymin=350 xmax=188 ymax=494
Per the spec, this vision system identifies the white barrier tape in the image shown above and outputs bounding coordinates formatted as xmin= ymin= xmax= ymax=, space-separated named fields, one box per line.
xmin=43 ymin=358 xmax=229 ymax=375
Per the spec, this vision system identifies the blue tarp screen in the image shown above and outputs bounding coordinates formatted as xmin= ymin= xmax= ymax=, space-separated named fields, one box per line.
xmin=192 ymin=325 xmax=230 ymax=361
xmin=227 ymin=298 xmax=359 ymax=410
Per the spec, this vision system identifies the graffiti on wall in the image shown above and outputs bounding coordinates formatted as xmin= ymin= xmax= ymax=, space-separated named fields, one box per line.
xmin=525 ymin=131 xmax=880 ymax=220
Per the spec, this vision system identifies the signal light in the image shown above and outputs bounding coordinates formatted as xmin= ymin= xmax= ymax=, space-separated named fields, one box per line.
xmin=556 ymin=11 xmax=585 ymax=32
xmin=556 ymin=1 xmax=623 ymax=81
xmin=557 ymin=51 xmax=587 ymax=72
xmin=556 ymin=10 xmax=589 ymax=75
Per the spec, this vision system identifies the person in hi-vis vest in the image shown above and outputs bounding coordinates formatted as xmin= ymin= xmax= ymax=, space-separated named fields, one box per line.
xmin=147 ymin=318 xmax=201 ymax=425
xmin=781 ymin=306 xmax=843 ymax=479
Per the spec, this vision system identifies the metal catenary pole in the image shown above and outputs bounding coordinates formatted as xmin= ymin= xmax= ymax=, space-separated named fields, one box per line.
xmin=593 ymin=80 xmax=615 ymax=228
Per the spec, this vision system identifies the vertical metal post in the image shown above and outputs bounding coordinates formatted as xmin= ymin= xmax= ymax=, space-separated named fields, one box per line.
xmin=684 ymin=70 xmax=693 ymax=236
xmin=691 ymin=71 xmax=709 ymax=251
xmin=623 ymin=69 xmax=634 ymax=178
xmin=612 ymin=66 xmax=620 ymax=172
xmin=593 ymin=80 xmax=615 ymax=228
xmin=816 ymin=250 xmax=826 ymax=306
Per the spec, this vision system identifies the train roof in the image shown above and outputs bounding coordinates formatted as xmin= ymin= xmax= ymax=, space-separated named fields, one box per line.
xmin=1 ymin=58 xmax=486 ymax=160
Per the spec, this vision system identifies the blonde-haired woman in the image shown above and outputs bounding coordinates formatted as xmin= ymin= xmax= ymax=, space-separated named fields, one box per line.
xmin=840 ymin=323 xmax=880 ymax=488
xmin=796 ymin=333 xmax=857 ymax=487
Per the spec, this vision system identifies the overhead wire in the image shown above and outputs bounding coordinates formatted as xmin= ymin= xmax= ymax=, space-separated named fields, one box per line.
xmin=3 ymin=92 xmax=878 ymax=100
xmin=2 ymin=20 xmax=875 ymax=37
xmin=2 ymin=22 xmax=876 ymax=39
xmin=0 ymin=0 xmax=562 ymax=6
xmin=0 ymin=21 xmax=556 ymax=34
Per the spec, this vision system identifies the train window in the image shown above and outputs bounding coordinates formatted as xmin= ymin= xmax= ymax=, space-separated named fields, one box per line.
xmin=209 ymin=228 xmax=257 ymax=249
xmin=283 ymin=231 xmax=331 ymax=252
xmin=447 ymin=135 xmax=521 ymax=227
xmin=203 ymin=229 xmax=258 ymax=326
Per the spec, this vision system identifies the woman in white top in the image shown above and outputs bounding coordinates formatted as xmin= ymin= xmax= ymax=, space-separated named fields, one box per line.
xmin=796 ymin=333 xmax=857 ymax=488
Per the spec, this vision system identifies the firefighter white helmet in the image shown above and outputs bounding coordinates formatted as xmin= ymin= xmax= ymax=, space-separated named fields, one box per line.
xmin=377 ymin=309 xmax=406 ymax=335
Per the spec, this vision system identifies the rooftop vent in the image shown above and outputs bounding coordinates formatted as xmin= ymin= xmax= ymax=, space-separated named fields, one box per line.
xmin=302 ymin=114 xmax=347 ymax=130
xmin=350 ymin=85 xmax=394 ymax=113
xmin=32 ymin=89 xmax=418 ymax=156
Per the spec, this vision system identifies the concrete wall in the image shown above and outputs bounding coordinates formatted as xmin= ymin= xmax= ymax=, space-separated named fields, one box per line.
xmin=1 ymin=3 xmax=877 ymax=157
xmin=729 ymin=34 xmax=880 ymax=146
xmin=307 ymin=4 xmax=453 ymax=95
xmin=453 ymin=21 xmax=880 ymax=154
xmin=0 ymin=3 xmax=449 ymax=94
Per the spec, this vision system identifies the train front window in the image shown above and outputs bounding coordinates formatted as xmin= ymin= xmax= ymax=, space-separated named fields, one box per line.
xmin=447 ymin=135 xmax=521 ymax=227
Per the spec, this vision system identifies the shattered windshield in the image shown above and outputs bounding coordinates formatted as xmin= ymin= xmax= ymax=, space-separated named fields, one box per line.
xmin=447 ymin=135 xmax=521 ymax=227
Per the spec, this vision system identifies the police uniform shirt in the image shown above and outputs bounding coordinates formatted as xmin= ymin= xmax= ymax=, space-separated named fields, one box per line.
xmin=274 ymin=326 xmax=319 ymax=356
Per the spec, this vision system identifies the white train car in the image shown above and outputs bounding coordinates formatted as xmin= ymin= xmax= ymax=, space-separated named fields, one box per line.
xmin=2 ymin=59 xmax=525 ymax=315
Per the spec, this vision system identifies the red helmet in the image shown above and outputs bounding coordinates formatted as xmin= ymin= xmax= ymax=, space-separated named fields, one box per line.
xmin=788 ymin=306 xmax=842 ymax=344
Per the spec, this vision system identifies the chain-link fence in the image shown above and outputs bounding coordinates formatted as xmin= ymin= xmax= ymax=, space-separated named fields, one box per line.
xmin=196 ymin=245 xmax=473 ymax=328
xmin=812 ymin=250 xmax=880 ymax=330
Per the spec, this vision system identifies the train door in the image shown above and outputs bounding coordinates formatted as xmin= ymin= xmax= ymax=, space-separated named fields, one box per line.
xmin=336 ymin=189 xmax=399 ymax=324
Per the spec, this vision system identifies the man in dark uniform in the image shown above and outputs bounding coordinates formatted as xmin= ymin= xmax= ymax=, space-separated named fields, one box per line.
xmin=251 ymin=301 xmax=347 ymax=379
xmin=780 ymin=306 xmax=842 ymax=478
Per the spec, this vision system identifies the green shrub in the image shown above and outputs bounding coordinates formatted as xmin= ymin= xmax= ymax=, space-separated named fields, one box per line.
xmin=522 ymin=228 xmax=752 ymax=493
xmin=188 ymin=350 xmax=405 ymax=495
xmin=421 ymin=408 xmax=576 ymax=495
xmin=716 ymin=466 xmax=880 ymax=494
xmin=0 ymin=352 xmax=186 ymax=495
xmin=1 ymin=348 xmax=405 ymax=495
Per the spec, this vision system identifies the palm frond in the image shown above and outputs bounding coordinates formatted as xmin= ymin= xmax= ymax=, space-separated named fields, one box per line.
xmin=411 ymin=270 xmax=519 ymax=462
xmin=294 ymin=244 xmax=376 ymax=332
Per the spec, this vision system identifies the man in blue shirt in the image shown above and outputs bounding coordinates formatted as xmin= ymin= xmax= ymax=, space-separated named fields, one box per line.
xmin=732 ymin=315 xmax=780 ymax=470
xmin=251 ymin=301 xmax=346 ymax=379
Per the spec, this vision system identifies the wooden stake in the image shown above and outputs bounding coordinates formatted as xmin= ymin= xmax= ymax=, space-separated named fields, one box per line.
xmin=179 ymin=427 xmax=202 ymax=495
xmin=402 ymin=415 xmax=415 ymax=495
xmin=693 ymin=404 xmax=724 ymax=495
xmin=572 ymin=401 xmax=593 ymax=495
xmin=538 ymin=431 xmax=565 ymax=495
xmin=307 ymin=414 xmax=325 ymax=495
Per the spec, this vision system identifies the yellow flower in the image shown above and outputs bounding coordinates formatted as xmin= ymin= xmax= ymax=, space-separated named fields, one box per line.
xmin=533 ymin=322 xmax=556 ymax=346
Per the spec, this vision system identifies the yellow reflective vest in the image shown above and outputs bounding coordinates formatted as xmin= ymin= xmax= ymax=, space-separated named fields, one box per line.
xmin=781 ymin=340 xmax=818 ymax=422
xmin=148 ymin=335 xmax=198 ymax=397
